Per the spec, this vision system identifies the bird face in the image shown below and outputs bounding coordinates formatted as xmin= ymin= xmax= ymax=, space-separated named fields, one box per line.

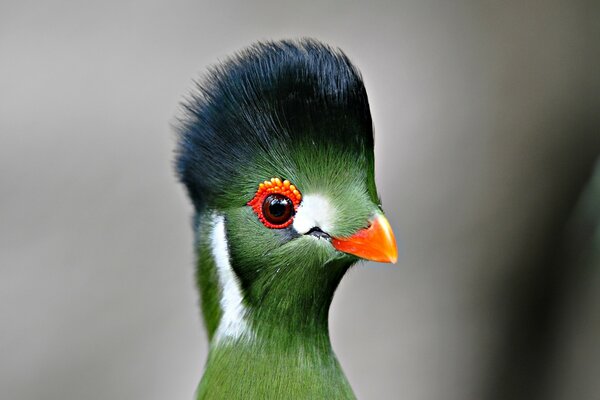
xmin=240 ymin=151 xmax=396 ymax=263
xmin=176 ymin=39 xmax=397 ymax=330
xmin=216 ymin=141 xmax=396 ymax=316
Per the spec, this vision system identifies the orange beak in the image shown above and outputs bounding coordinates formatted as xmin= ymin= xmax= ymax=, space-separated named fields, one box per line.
xmin=331 ymin=214 xmax=398 ymax=263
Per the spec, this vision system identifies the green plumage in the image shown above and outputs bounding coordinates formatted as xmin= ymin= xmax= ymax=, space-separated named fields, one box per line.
xmin=196 ymin=215 xmax=355 ymax=399
xmin=176 ymin=39 xmax=383 ymax=399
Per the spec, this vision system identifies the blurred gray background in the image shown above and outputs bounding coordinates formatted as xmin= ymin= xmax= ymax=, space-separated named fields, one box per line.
xmin=1 ymin=1 xmax=599 ymax=399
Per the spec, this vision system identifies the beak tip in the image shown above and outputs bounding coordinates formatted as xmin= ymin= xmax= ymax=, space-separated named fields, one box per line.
xmin=385 ymin=247 xmax=398 ymax=264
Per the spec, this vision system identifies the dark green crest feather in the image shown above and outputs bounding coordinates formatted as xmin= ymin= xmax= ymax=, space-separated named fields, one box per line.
xmin=176 ymin=38 xmax=377 ymax=212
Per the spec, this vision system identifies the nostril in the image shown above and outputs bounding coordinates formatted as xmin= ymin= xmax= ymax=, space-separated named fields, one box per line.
xmin=305 ymin=226 xmax=331 ymax=240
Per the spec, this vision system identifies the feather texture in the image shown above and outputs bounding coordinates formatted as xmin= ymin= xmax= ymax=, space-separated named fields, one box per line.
xmin=175 ymin=39 xmax=383 ymax=399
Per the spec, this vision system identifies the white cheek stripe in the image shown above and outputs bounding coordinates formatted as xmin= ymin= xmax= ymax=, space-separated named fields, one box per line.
xmin=293 ymin=194 xmax=335 ymax=234
xmin=210 ymin=213 xmax=251 ymax=343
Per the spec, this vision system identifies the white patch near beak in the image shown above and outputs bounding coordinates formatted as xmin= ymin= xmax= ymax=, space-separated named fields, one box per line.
xmin=292 ymin=194 xmax=335 ymax=234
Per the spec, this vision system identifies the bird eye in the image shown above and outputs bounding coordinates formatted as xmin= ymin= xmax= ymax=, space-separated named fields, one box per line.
xmin=247 ymin=177 xmax=302 ymax=229
xmin=262 ymin=194 xmax=294 ymax=225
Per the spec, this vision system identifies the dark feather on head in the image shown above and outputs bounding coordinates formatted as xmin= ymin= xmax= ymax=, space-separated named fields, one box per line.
xmin=175 ymin=38 xmax=374 ymax=211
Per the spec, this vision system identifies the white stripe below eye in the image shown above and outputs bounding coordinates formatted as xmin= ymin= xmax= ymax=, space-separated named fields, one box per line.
xmin=211 ymin=213 xmax=251 ymax=343
xmin=292 ymin=194 xmax=335 ymax=234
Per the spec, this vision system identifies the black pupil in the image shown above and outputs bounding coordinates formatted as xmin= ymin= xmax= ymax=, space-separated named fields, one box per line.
xmin=269 ymin=200 xmax=287 ymax=217
xmin=263 ymin=194 xmax=293 ymax=225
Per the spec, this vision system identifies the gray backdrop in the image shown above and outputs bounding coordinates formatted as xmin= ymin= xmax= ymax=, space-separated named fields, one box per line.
xmin=1 ymin=1 xmax=599 ymax=399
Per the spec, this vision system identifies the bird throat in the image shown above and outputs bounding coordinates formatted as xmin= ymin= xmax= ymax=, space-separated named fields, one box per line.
xmin=193 ymin=213 xmax=356 ymax=399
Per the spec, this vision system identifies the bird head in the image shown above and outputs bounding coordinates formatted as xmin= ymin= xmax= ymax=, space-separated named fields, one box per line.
xmin=176 ymin=39 xmax=396 ymax=334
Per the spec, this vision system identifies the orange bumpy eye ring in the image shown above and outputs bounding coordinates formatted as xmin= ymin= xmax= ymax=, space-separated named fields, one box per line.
xmin=247 ymin=178 xmax=302 ymax=228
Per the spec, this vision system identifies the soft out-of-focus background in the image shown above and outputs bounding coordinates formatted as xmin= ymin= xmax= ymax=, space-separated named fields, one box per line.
xmin=1 ymin=1 xmax=599 ymax=399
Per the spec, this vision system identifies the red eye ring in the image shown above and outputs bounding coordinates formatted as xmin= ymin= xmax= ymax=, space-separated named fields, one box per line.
xmin=247 ymin=178 xmax=302 ymax=229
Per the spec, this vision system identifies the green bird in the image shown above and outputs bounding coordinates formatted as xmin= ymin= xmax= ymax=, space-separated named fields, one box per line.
xmin=175 ymin=38 xmax=398 ymax=399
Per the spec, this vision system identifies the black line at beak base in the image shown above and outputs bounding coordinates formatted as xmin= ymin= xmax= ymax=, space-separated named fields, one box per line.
xmin=305 ymin=226 xmax=331 ymax=240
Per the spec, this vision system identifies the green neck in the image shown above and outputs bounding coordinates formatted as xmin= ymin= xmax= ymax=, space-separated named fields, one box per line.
xmin=244 ymin=253 xmax=348 ymax=342
xmin=197 ymin=335 xmax=354 ymax=399
xmin=194 ymin=214 xmax=356 ymax=399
